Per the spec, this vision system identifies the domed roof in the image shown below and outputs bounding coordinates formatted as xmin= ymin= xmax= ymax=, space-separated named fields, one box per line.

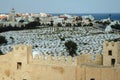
xmin=105 ymin=25 xmax=112 ymax=33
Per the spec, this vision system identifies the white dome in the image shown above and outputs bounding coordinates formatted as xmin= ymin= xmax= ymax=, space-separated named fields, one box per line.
xmin=105 ymin=25 xmax=112 ymax=33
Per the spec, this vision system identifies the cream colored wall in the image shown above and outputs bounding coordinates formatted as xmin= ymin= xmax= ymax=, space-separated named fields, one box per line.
xmin=117 ymin=41 xmax=120 ymax=64
xmin=77 ymin=54 xmax=102 ymax=65
xmin=27 ymin=65 xmax=76 ymax=80
xmin=86 ymin=67 xmax=101 ymax=80
xmin=103 ymin=41 xmax=120 ymax=66
xmin=85 ymin=66 xmax=120 ymax=80
xmin=0 ymin=41 xmax=120 ymax=80
xmin=117 ymin=69 xmax=120 ymax=80
xmin=31 ymin=54 xmax=77 ymax=66
xmin=101 ymin=68 xmax=116 ymax=80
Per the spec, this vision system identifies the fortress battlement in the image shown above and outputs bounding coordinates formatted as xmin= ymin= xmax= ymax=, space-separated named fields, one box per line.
xmin=31 ymin=54 xmax=77 ymax=66
xmin=2 ymin=40 xmax=119 ymax=66
xmin=11 ymin=44 xmax=103 ymax=66
xmin=30 ymin=53 xmax=103 ymax=66
xmin=103 ymin=40 xmax=120 ymax=47
xmin=0 ymin=41 xmax=120 ymax=80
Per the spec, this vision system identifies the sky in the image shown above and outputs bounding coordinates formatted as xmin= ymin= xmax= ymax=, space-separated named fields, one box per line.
xmin=0 ymin=0 xmax=120 ymax=13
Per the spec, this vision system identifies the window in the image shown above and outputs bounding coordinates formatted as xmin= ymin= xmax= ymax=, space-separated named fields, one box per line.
xmin=90 ymin=78 xmax=95 ymax=80
xmin=108 ymin=50 xmax=112 ymax=56
xmin=17 ymin=62 xmax=22 ymax=69
xmin=111 ymin=59 xmax=115 ymax=66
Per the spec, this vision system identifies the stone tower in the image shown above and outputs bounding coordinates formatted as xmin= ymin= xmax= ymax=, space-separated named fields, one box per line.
xmin=10 ymin=8 xmax=16 ymax=22
xmin=103 ymin=40 xmax=120 ymax=66
xmin=12 ymin=44 xmax=32 ymax=70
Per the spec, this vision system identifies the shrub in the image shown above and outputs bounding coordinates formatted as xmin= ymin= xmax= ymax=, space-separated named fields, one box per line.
xmin=0 ymin=50 xmax=3 ymax=55
xmin=0 ymin=36 xmax=7 ymax=45
xmin=65 ymin=40 xmax=77 ymax=57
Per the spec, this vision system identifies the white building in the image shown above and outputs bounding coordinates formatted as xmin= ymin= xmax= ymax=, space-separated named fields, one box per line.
xmin=105 ymin=25 xmax=112 ymax=33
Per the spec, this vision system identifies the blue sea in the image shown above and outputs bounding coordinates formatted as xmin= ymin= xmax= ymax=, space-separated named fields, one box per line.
xmin=51 ymin=13 xmax=120 ymax=20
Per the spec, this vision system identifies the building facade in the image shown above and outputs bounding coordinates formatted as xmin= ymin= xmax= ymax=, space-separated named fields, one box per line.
xmin=0 ymin=41 xmax=120 ymax=80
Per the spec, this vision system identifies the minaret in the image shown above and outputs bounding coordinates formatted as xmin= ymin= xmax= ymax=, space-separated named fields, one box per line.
xmin=11 ymin=8 xmax=16 ymax=22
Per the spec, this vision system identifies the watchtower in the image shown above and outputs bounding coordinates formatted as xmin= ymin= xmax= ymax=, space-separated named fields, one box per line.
xmin=12 ymin=44 xmax=32 ymax=70
xmin=103 ymin=40 xmax=120 ymax=66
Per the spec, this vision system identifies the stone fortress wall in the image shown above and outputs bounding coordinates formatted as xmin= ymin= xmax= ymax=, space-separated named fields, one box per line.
xmin=12 ymin=44 xmax=103 ymax=66
xmin=0 ymin=41 xmax=120 ymax=80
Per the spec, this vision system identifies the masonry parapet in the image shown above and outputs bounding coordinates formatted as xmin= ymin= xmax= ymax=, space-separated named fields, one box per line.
xmin=31 ymin=54 xmax=77 ymax=66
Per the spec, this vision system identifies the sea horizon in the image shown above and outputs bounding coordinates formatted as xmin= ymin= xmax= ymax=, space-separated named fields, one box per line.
xmin=51 ymin=13 xmax=120 ymax=20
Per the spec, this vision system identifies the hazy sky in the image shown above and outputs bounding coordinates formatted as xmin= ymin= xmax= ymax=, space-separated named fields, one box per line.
xmin=0 ymin=0 xmax=120 ymax=13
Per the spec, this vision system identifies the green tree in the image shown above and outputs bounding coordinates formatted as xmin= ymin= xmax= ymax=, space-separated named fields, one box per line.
xmin=0 ymin=36 xmax=7 ymax=45
xmin=65 ymin=40 xmax=77 ymax=57
xmin=0 ymin=50 xmax=3 ymax=55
